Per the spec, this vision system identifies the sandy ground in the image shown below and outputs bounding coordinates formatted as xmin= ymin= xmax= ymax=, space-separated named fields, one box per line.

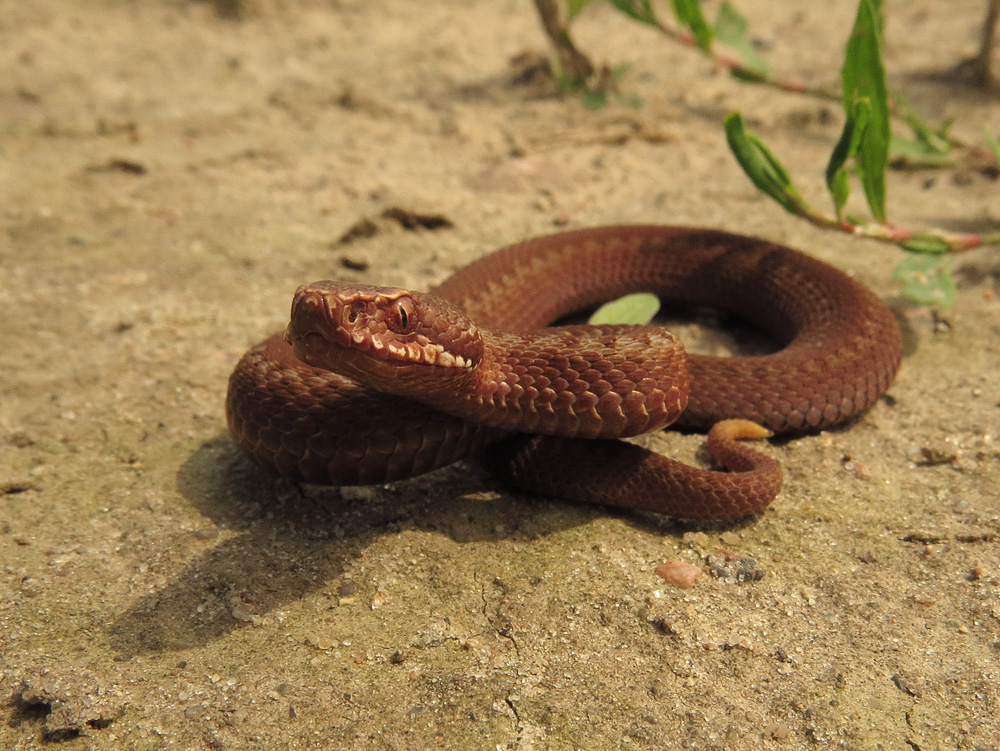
xmin=2 ymin=1 xmax=999 ymax=749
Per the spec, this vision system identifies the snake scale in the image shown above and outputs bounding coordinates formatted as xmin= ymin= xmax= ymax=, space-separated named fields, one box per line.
xmin=226 ymin=226 xmax=903 ymax=519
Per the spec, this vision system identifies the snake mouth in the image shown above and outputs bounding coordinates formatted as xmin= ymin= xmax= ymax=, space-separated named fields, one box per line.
xmin=284 ymin=327 xmax=337 ymax=369
xmin=285 ymin=281 xmax=480 ymax=375
xmin=286 ymin=325 xmax=474 ymax=371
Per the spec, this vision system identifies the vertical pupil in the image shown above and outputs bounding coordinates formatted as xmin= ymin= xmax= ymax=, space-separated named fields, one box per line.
xmin=397 ymin=303 xmax=408 ymax=330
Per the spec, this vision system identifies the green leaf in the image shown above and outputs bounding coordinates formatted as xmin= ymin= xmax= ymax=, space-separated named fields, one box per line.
xmin=609 ymin=62 xmax=633 ymax=82
xmin=670 ymin=0 xmax=713 ymax=50
xmin=713 ymin=1 xmax=770 ymax=78
xmin=724 ymin=112 xmax=809 ymax=215
xmin=841 ymin=0 xmax=890 ymax=223
xmin=825 ymin=97 xmax=871 ymax=218
xmin=889 ymin=135 xmax=954 ymax=167
xmin=589 ymin=293 xmax=660 ymax=325
xmin=580 ymin=88 xmax=608 ymax=110
xmin=897 ymin=234 xmax=952 ymax=254
xmin=892 ymin=254 xmax=956 ymax=306
xmin=904 ymin=116 xmax=952 ymax=155
xmin=728 ymin=67 xmax=768 ymax=84
xmin=984 ymin=125 xmax=1000 ymax=165
xmin=566 ymin=0 xmax=597 ymax=23
xmin=607 ymin=0 xmax=659 ymax=28
xmin=894 ymin=94 xmax=953 ymax=155
xmin=609 ymin=63 xmax=644 ymax=107
xmin=619 ymin=92 xmax=644 ymax=108
xmin=888 ymin=98 xmax=953 ymax=166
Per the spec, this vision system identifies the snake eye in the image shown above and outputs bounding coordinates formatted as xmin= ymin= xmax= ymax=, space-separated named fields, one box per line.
xmin=389 ymin=296 xmax=416 ymax=334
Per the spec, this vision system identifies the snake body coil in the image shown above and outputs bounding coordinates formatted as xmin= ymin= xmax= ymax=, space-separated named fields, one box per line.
xmin=226 ymin=226 xmax=902 ymax=519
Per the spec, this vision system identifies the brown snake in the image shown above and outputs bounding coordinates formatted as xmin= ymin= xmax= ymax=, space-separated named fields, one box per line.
xmin=226 ymin=226 xmax=902 ymax=519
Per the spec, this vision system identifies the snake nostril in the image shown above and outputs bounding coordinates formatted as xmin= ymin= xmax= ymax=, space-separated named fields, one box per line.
xmin=345 ymin=301 xmax=365 ymax=326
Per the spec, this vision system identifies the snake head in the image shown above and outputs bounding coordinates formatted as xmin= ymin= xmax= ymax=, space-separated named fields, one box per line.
xmin=285 ymin=281 xmax=484 ymax=391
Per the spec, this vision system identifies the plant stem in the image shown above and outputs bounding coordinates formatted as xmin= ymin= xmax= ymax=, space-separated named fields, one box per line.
xmin=654 ymin=21 xmax=841 ymax=102
xmin=974 ymin=0 xmax=1000 ymax=86
xmin=793 ymin=204 xmax=995 ymax=252
xmin=532 ymin=0 xmax=595 ymax=85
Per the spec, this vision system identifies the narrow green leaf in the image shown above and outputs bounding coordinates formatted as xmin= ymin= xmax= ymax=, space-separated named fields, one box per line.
xmin=729 ymin=67 xmax=767 ymax=84
xmin=580 ymin=88 xmax=608 ymax=110
xmin=607 ymin=0 xmax=659 ymax=28
xmin=825 ymin=97 xmax=870 ymax=218
xmin=619 ymin=92 xmax=644 ymax=108
xmin=713 ymin=1 xmax=770 ymax=78
xmin=889 ymin=135 xmax=954 ymax=167
xmin=841 ymin=0 xmax=890 ymax=222
xmin=984 ymin=125 xmax=1000 ymax=165
xmin=609 ymin=62 xmax=633 ymax=82
xmin=894 ymin=94 xmax=953 ymax=156
xmin=724 ymin=113 xmax=809 ymax=215
xmin=826 ymin=156 xmax=851 ymax=219
xmin=888 ymin=99 xmax=953 ymax=166
xmin=670 ymin=0 xmax=714 ymax=50
xmin=897 ymin=234 xmax=952 ymax=254
xmin=892 ymin=254 xmax=956 ymax=306
xmin=589 ymin=293 xmax=661 ymax=325
xmin=907 ymin=115 xmax=952 ymax=154
xmin=566 ymin=0 xmax=596 ymax=23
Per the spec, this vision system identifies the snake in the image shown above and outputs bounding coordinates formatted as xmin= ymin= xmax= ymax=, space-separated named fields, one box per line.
xmin=226 ymin=226 xmax=903 ymax=519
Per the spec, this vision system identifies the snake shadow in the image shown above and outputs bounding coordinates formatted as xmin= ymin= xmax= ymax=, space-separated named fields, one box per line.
xmin=108 ymin=432 xmax=704 ymax=655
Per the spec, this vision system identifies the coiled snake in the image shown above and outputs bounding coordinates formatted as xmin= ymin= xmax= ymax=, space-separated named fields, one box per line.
xmin=226 ymin=226 xmax=902 ymax=519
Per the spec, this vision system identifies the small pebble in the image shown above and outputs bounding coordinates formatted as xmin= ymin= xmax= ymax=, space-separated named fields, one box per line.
xmin=231 ymin=604 xmax=254 ymax=622
xmin=654 ymin=559 xmax=702 ymax=589
xmin=705 ymin=553 xmax=765 ymax=582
